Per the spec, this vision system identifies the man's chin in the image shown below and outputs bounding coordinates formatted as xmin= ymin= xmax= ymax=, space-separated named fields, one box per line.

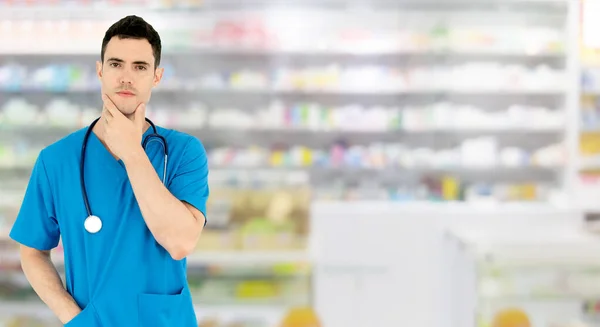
xmin=122 ymin=110 xmax=137 ymax=118
xmin=114 ymin=105 xmax=136 ymax=116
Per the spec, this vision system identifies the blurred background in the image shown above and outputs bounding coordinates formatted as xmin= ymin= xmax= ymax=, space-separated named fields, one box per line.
xmin=2 ymin=0 xmax=600 ymax=326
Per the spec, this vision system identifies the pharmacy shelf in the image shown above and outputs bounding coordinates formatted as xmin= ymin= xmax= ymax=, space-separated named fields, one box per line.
xmin=0 ymin=301 xmax=290 ymax=325
xmin=186 ymin=251 xmax=310 ymax=265
xmin=0 ymin=194 xmax=22 ymax=208
xmin=0 ymin=301 xmax=55 ymax=318
xmin=576 ymin=1 xmax=600 ymax=214
xmin=0 ymin=49 xmax=566 ymax=58
xmin=0 ymin=0 xmax=569 ymax=16
xmin=0 ymin=88 xmax=567 ymax=96
xmin=0 ymin=249 xmax=309 ymax=266
xmin=0 ymin=127 xmax=564 ymax=148
xmin=579 ymin=156 xmax=600 ymax=171
xmin=0 ymin=300 xmax=294 ymax=315
xmin=0 ymin=0 xmax=570 ymax=8
xmin=0 ymin=125 xmax=565 ymax=134
xmin=0 ymin=165 xmax=562 ymax=177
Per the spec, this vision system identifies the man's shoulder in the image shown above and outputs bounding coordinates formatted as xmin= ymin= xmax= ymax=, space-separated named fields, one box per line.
xmin=39 ymin=126 xmax=87 ymax=161
xmin=156 ymin=126 xmax=206 ymax=154
xmin=157 ymin=126 xmax=194 ymax=141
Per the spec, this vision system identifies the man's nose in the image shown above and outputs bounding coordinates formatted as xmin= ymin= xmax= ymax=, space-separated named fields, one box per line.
xmin=119 ymin=69 xmax=133 ymax=85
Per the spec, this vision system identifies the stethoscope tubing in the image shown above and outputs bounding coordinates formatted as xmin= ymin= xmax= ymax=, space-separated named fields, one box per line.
xmin=80 ymin=117 xmax=168 ymax=219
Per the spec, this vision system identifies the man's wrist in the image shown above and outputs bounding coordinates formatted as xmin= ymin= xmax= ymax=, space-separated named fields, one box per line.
xmin=58 ymin=302 xmax=82 ymax=324
xmin=122 ymin=145 xmax=146 ymax=166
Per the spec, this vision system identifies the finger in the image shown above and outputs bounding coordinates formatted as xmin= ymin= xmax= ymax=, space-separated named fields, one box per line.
xmin=102 ymin=94 xmax=119 ymax=117
xmin=102 ymin=105 xmax=114 ymax=122
xmin=101 ymin=109 xmax=109 ymax=125
xmin=101 ymin=106 xmax=113 ymax=125
xmin=101 ymin=105 xmax=112 ymax=118
xmin=134 ymin=102 xmax=146 ymax=129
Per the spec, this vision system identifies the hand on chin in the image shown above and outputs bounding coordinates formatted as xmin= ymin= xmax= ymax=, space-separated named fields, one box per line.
xmin=101 ymin=94 xmax=146 ymax=161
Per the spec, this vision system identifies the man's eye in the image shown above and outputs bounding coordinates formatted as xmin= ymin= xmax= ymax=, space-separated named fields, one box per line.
xmin=137 ymin=66 xmax=147 ymax=71
xmin=110 ymin=63 xmax=120 ymax=68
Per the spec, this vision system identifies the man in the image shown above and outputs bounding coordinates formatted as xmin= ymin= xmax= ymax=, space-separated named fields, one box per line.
xmin=9 ymin=15 xmax=208 ymax=326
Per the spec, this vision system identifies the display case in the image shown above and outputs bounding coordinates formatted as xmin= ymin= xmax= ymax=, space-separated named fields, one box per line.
xmin=445 ymin=225 xmax=600 ymax=327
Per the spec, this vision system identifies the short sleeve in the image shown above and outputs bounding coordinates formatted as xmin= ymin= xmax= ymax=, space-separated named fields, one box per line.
xmin=9 ymin=150 xmax=61 ymax=251
xmin=168 ymin=137 xmax=209 ymax=226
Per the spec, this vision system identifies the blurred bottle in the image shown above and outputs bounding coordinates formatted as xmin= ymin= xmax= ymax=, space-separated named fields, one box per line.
xmin=492 ymin=308 xmax=531 ymax=327
xmin=280 ymin=307 xmax=321 ymax=327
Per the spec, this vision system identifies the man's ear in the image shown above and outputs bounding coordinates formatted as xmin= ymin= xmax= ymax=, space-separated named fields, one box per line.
xmin=153 ymin=67 xmax=164 ymax=87
xmin=96 ymin=61 xmax=103 ymax=79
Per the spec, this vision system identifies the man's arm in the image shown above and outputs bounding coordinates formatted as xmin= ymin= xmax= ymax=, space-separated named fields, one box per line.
xmin=100 ymin=99 xmax=208 ymax=260
xmin=123 ymin=146 xmax=206 ymax=260
xmin=20 ymin=245 xmax=81 ymax=324
xmin=9 ymin=150 xmax=77 ymax=323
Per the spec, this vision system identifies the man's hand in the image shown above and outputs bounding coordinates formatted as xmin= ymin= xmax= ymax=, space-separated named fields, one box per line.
xmin=101 ymin=94 xmax=146 ymax=161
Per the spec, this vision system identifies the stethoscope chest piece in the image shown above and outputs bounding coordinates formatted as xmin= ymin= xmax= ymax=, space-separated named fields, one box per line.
xmin=84 ymin=215 xmax=102 ymax=234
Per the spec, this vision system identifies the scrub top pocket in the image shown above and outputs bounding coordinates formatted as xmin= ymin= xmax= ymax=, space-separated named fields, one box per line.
xmin=64 ymin=303 xmax=102 ymax=327
xmin=137 ymin=290 xmax=184 ymax=327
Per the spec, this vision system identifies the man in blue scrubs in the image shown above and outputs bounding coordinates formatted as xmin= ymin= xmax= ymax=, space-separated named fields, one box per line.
xmin=9 ymin=15 xmax=208 ymax=326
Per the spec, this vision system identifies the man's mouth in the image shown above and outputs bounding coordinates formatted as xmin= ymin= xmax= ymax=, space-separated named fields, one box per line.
xmin=117 ymin=91 xmax=135 ymax=97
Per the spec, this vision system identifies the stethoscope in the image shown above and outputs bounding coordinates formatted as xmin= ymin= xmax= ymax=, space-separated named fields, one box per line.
xmin=81 ymin=117 xmax=169 ymax=234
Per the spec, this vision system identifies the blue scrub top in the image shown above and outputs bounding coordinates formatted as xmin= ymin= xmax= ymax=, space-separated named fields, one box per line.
xmin=10 ymin=124 xmax=209 ymax=327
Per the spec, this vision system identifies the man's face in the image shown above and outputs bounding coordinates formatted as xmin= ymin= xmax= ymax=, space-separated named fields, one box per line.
xmin=96 ymin=37 xmax=163 ymax=116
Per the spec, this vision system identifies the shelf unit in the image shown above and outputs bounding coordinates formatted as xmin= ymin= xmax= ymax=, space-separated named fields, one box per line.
xmin=575 ymin=0 xmax=600 ymax=214
xmin=0 ymin=301 xmax=295 ymax=327
xmin=444 ymin=225 xmax=600 ymax=327
xmin=0 ymin=2 xmax=576 ymax=202
xmin=0 ymin=0 xmax=583 ymax=326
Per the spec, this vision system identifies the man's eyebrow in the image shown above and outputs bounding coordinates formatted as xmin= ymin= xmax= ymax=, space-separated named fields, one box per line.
xmin=106 ymin=57 xmax=124 ymax=63
xmin=106 ymin=58 xmax=150 ymax=66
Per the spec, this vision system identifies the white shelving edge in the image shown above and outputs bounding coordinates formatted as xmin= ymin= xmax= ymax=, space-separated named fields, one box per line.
xmin=0 ymin=301 xmax=290 ymax=325
xmin=186 ymin=251 xmax=311 ymax=265
xmin=0 ymin=248 xmax=310 ymax=266
xmin=447 ymin=225 xmax=600 ymax=267
xmin=564 ymin=0 xmax=583 ymax=206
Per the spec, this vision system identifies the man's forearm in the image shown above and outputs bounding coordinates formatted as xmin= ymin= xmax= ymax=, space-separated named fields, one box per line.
xmin=20 ymin=249 xmax=81 ymax=324
xmin=123 ymin=147 xmax=202 ymax=259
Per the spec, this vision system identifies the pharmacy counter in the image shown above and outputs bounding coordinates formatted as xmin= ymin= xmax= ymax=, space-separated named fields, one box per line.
xmin=444 ymin=225 xmax=600 ymax=327
xmin=309 ymin=201 xmax=584 ymax=327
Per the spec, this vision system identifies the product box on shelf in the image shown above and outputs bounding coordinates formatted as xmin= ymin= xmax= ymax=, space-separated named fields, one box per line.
xmin=197 ymin=185 xmax=310 ymax=253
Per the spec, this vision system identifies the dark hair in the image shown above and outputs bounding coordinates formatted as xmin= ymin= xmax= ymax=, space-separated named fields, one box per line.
xmin=101 ymin=15 xmax=162 ymax=68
